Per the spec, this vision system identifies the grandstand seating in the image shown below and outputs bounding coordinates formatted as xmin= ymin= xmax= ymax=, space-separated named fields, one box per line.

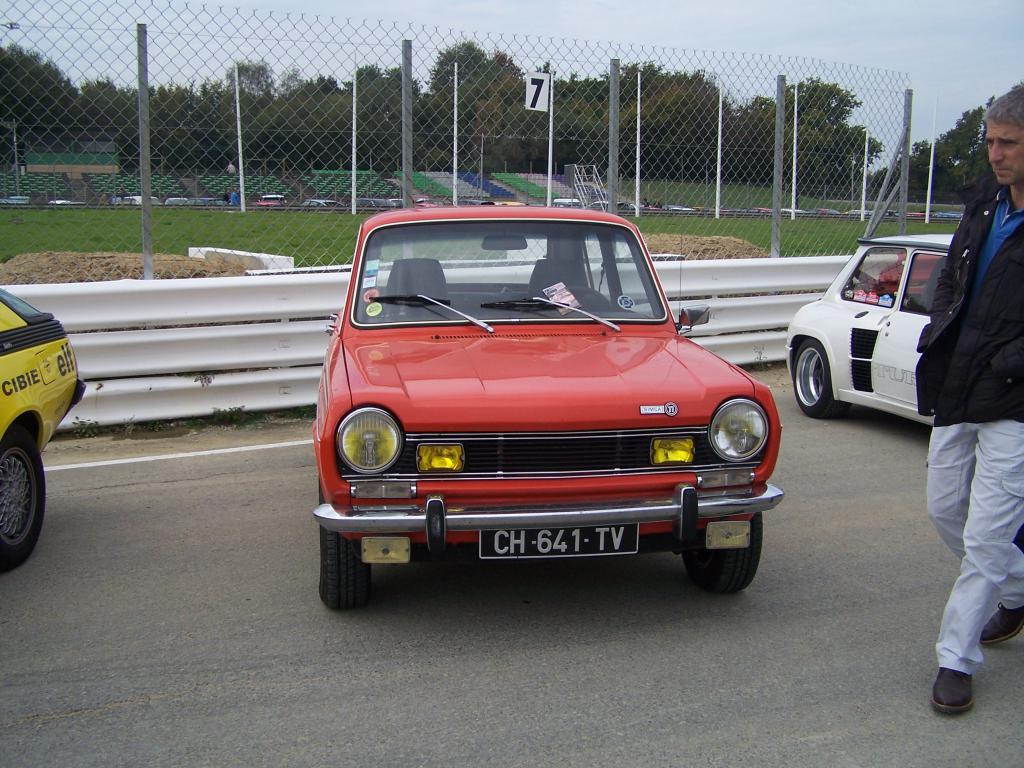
xmin=89 ymin=173 xmax=184 ymax=198
xmin=458 ymin=172 xmax=514 ymax=199
xmin=410 ymin=172 xmax=451 ymax=198
xmin=1 ymin=172 xmax=71 ymax=198
xmin=492 ymin=173 xmax=546 ymax=199
xmin=304 ymin=170 xmax=397 ymax=198
xmin=422 ymin=171 xmax=479 ymax=198
xmin=199 ymin=173 xmax=288 ymax=198
xmin=524 ymin=172 xmax=575 ymax=198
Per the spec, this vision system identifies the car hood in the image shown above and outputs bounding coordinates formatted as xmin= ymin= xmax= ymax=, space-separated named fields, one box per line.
xmin=338 ymin=330 xmax=754 ymax=431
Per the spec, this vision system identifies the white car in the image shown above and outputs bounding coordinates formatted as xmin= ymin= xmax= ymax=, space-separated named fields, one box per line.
xmin=786 ymin=233 xmax=953 ymax=424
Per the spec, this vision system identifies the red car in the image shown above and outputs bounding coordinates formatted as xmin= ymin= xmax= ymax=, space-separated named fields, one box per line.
xmin=313 ymin=207 xmax=784 ymax=608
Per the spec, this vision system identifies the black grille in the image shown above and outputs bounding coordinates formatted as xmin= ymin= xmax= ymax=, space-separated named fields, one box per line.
xmin=0 ymin=319 xmax=68 ymax=357
xmin=339 ymin=427 xmax=761 ymax=479
xmin=849 ymin=328 xmax=878 ymax=392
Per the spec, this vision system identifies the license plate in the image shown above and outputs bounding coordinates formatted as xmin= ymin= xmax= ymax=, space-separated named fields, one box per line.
xmin=479 ymin=524 xmax=639 ymax=559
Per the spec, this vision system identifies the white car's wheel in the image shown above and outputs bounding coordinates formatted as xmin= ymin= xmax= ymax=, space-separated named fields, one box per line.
xmin=793 ymin=339 xmax=849 ymax=419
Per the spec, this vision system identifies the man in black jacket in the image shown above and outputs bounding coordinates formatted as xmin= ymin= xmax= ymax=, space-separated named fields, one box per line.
xmin=916 ymin=85 xmax=1024 ymax=715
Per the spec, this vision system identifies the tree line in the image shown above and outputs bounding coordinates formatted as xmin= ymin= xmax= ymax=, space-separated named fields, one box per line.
xmin=0 ymin=42 xmax=1006 ymax=203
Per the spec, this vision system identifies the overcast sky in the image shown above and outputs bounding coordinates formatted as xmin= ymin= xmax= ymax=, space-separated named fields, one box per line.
xmin=230 ymin=0 xmax=1018 ymax=145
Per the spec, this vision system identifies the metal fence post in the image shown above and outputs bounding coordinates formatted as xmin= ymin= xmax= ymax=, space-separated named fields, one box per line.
xmin=607 ymin=58 xmax=619 ymax=212
xmin=401 ymin=39 xmax=413 ymax=208
xmin=770 ymin=75 xmax=786 ymax=258
xmin=898 ymin=88 xmax=913 ymax=235
xmin=136 ymin=23 xmax=153 ymax=279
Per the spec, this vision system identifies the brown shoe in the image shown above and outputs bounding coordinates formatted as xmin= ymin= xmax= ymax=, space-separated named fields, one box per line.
xmin=980 ymin=603 xmax=1024 ymax=645
xmin=931 ymin=668 xmax=973 ymax=714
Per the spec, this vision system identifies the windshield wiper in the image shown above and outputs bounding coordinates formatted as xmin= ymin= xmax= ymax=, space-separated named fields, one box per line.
xmin=481 ymin=296 xmax=620 ymax=332
xmin=376 ymin=294 xmax=493 ymax=333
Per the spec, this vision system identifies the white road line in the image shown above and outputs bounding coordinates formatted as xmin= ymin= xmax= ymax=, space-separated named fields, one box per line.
xmin=45 ymin=438 xmax=313 ymax=472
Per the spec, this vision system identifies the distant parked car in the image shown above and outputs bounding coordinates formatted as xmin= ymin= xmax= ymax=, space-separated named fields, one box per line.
xmin=813 ymin=208 xmax=841 ymax=216
xmin=111 ymin=195 xmax=160 ymax=206
xmin=47 ymin=199 xmax=85 ymax=206
xmin=786 ymin=233 xmax=953 ymax=424
xmin=0 ymin=195 xmax=30 ymax=205
xmin=0 ymin=288 xmax=84 ymax=570
xmin=255 ymin=194 xmax=285 ymax=208
xmin=300 ymin=198 xmax=340 ymax=208
xmin=355 ymin=197 xmax=391 ymax=211
xmin=164 ymin=197 xmax=190 ymax=206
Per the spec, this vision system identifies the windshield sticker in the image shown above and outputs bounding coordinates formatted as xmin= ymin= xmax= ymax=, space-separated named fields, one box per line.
xmin=365 ymin=302 xmax=383 ymax=317
xmin=362 ymin=275 xmax=377 ymax=289
xmin=364 ymin=259 xmax=380 ymax=276
xmin=617 ymin=295 xmax=635 ymax=310
xmin=362 ymin=288 xmax=380 ymax=304
xmin=541 ymin=282 xmax=580 ymax=314
xmin=878 ymin=295 xmax=894 ymax=308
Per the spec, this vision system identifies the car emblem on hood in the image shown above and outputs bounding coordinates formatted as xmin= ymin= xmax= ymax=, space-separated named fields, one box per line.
xmin=640 ymin=402 xmax=678 ymax=416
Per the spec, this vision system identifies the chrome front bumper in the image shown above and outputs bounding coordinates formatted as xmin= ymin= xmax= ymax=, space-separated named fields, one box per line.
xmin=313 ymin=483 xmax=784 ymax=538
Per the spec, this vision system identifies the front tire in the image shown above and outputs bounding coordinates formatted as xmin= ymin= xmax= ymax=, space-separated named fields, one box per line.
xmin=319 ymin=527 xmax=371 ymax=609
xmin=683 ymin=513 xmax=763 ymax=593
xmin=0 ymin=425 xmax=45 ymax=572
xmin=793 ymin=339 xmax=849 ymax=419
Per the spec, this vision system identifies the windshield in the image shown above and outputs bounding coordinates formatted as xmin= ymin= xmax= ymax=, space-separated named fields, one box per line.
xmin=352 ymin=220 xmax=667 ymax=327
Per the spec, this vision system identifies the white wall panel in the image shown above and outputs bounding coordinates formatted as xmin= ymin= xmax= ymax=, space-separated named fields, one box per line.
xmin=3 ymin=256 xmax=844 ymax=428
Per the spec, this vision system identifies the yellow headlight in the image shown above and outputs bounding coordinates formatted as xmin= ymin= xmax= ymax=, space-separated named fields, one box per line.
xmin=417 ymin=444 xmax=465 ymax=472
xmin=651 ymin=438 xmax=695 ymax=465
xmin=337 ymin=408 xmax=402 ymax=473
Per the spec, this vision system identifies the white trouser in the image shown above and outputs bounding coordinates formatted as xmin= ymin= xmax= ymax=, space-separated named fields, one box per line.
xmin=927 ymin=420 xmax=1024 ymax=674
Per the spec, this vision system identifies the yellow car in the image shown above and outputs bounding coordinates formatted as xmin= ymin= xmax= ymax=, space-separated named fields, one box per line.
xmin=0 ymin=288 xmax=84 ymax=571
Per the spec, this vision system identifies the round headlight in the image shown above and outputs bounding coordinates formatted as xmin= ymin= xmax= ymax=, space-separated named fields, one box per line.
xmin=337 ymin=408 xmax=403 ymax=473
xmin=709 ymin=399 xmax=768 ymax=461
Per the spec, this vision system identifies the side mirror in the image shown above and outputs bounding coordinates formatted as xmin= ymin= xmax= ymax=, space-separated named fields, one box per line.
xmin=676 ymin=304 xmax=710 ymax=333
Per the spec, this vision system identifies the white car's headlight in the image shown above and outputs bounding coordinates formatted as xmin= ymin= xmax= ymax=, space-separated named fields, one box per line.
xmin=709 ymin=399 xmax=768 ymax=462
xmin=337 ymin=408 xmax=403 ymax=473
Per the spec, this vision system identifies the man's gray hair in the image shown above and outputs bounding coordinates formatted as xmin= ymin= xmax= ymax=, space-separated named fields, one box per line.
xmin=986 ymin=86 xmax=1024 ymax=127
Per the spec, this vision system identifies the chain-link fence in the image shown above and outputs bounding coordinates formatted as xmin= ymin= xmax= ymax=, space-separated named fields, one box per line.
xmin=1 ymin=0 xmax=930 ymax=282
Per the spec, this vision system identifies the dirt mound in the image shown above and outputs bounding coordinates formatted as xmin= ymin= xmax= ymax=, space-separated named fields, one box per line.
xmin=0 ymin=252 xmax=250 ymax=284
xmin=642 ymin=234 xmax=767 ymax=259
xmin=0 ymin=234 xmax=763 ymax=285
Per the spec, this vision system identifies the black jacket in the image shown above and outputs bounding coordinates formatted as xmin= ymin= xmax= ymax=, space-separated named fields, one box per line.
xmin=915 ymin=175 xmax=1024 ymax=425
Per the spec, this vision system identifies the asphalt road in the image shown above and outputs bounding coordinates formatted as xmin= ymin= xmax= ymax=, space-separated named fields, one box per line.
xmin=2 ymin=366 xmax=1022 ymax=767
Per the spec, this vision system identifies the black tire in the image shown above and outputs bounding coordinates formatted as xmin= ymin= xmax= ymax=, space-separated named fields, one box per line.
xmin=792 ymin=339 xmax=850 ymax=419
xmin=682 ymin=513 xmax=763 ymax=594
xmin=319 ymin=526 xmax=371 ymax=609
xmin=0 ymin=425 xmax=45 ymax=572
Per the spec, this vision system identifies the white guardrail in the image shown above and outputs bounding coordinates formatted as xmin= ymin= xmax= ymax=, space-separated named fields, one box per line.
xmin=9 ymin=255 xmax=848 ymax=428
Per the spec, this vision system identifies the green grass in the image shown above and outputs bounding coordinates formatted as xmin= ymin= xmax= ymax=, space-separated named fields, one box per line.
xmin=0 ymin=208 xmax=366 ymax=267
xmin=0 ymin=206 xmax=957 ymax=268
xmin=632 ymin=213 xmax=957 ymax=255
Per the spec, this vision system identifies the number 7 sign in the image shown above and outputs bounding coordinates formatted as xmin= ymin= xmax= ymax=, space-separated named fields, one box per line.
xmin=525 ymin=72 xmax=551 ymax=112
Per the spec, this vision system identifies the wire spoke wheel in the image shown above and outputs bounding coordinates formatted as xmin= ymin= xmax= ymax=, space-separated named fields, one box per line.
xmin=0 ymin=446 xmax=37 ymax=547
xmin=0 ymin=426 xmax=45 ymax=571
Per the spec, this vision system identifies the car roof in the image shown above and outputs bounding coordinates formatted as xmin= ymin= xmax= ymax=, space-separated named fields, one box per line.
xmin=857 ymin=233 xmax=953 ymax=250
xmin=361 ymin=205 xmax=630 ymax=231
